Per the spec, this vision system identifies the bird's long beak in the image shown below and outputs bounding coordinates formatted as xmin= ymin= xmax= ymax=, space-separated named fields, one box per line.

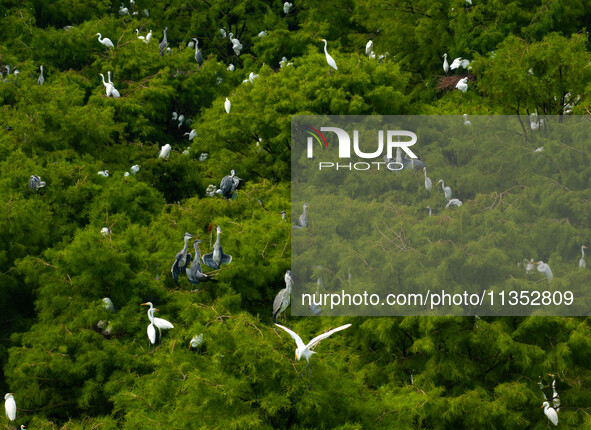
xmin=155 ymin=308 xmax=159 ymax=312
xmin=295 ymin=352 xmax=297 ymax=360
xmin=140 ymin=303 xmax=148 ymax=306
xmin=541 ymin=404 xmax=544 ymax=408
xmin=94 ymin=33 xmax=98 ymax=36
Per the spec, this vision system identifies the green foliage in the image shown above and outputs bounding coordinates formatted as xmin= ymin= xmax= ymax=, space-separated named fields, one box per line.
xmin=0 ymin=0 xmax=590 ymax=428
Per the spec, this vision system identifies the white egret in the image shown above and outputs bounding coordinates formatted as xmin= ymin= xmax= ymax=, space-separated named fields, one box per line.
xmin=159 ymin=144 xmax=171 ymax=160
xmin=182 ymin=147 xmax=191 ymax=155
xmin=107 ymin=71 xmax=120 ymax=98
xmin=124 ymin=172 xmax=130 ymax=176
xmin=177 ymin=114 xmax=185 ymax=128
xmin=199 ymin=153 xmax=209 ymax=161
xmin=450 ymin=57 xmax=462 ymax=70
xmin=37 ymin=65 xmax=45 ymax=85
xmin=205 ymin=184 xmax=217 ymax=197
xmin=171 ymin=232 xmax=195 ymax=282
xmin=219 ymin=28 xmax=227 ymax=38
xmin=274 ymin=323 xmax=352 ymax=372
xmin=98 ymin=170 xmax=110 ymax=177
xmin=136 ymin=29 xmax=145 ymax=41
xmin=534 ymin=147 xmax=544 ymax=152
xmin=445 ymin=198 xmax=463 ymax=207
xmin=95 ymin=33 xmax=114 ymax=49
xmin=366 ymin=40 xmax=373 ymax=57
xmin=224 ymin=97 xmax=231 ymax=114
xmin=188 ymin=40 xmax=194 ymax=49
xmin=99 ymin=73 xmax=112 ymax=96
xmin=456 ymin=77 xmax=468 ymax=93
xmin=437 ymin=179 xmax=452 ymax=200
xmin=184 ymin=129 xmax=197 ymax=140
xmin=283 ymin=2 xmax=293 ymax=14
xmin=159 ymin=27 xmax=168 ymax=56
xmin=463 ymin=114 xmax=471 ymax=125
xmin=442 ymin=53 xmax=449 ymax=73
xmin=102 ymin=297 xmax=115 ymax=312
xmin=171 ymin=112 xmax=178 ymax=121
xmin=228 ymin=33 xmax=242 ymax=55
xmin=258 ymin=30 xmax=268 ymax=38
xmin=537 ymin=261 xmax=553 ymax=281
xmin=248 ymin=72 xmax=259 ymax=83
xmin=319 ymin=39 xmax=337 ymax=71
xmin=130 ymin=164 xmax=140 ymax=174
xmin=273 ymin=270 xmax=293 ymax=322
xmin=524 ymin=258 xmax=535 ymax=274
xmin=100 ymin=227 xmax=110 ymax=237
xmin=425 ymin=206 xmax=432 ymax=216
xmin=141 ymin=302 xmax=174 ymax=346
xmin=227 ymin=64 xmax=235 ymax=71
xmin=190 ymin=334 xmax=204 ymax=349
xmin=423 ymin=167 xmax=432 ymax=192
xmin=4 ymin=393 xmax=16 ymax=421
xmin=145 ymin=30 xmax=152 ymax=43
xmin=541 ymin=402 xmax=558 ymax=426
xmin=202 ymin=226 xmax=233 ymax=269
xmin=579 ymin=245 xmax=587 ymax=268
xmin=119 ymin=5 xmax=129 ymax=15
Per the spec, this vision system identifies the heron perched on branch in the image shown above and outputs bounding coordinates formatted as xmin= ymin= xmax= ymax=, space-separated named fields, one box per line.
xmin=171 ymin=232 xmax=195 ymax=283
xmin=202 ymin=226 xmax=232 ymax=269
xmin=186 ymin=239 xmax=218 ymax=288
xmin=273 ymin=270 xmax=293 ymax=321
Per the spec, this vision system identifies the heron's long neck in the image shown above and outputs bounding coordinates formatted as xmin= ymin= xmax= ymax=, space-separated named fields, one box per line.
xmin=108 ymin=71 xmax=112 ymax=83
xmin=215 ymin=231 xmax=221 ymax=246
xmin=582 ymin=247 xmax=585 ymax=258
xmin=440 ymin=181 xmax=445 ymax=190
xmin=424 ymin=169 xmax=427 ymax=179
xmin=147 ymin=306 xmax=154 ymax=321
xmin=303 ymin=206 xmax=307 ymax=216
xmin=100 ymin=75 xmax=106 ymax=85
xmin=323 ymin=40 xmax=328 ymax=53
xmin=182 ymin=237 xmax=190 ymax=253
xmin=194 ymin=244 xmax=200 ymax=259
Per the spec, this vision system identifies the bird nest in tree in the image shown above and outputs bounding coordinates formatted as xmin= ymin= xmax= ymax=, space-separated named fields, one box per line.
xmin=437 ymin=73 xmax=476 ymax=92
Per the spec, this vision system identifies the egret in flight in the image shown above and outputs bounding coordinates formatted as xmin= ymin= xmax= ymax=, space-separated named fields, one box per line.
xmin=437 ymin=179 xmax=452 ymax=200
xmin=171 ymin=232 xmax=195 ymax=283
xmin=423 ymin=167 xmax=432 ymax=192
xmin=202 ymin=226 xmax=232 ymax=269
xmin=275 ymin=323 xmax=352 ymax=374
xmin=537 ymin=261 xmax=553 ymax=281
xmin=320 ymin=39 xmax=337 ymax=71
xmin=541 ymin=402 xmax=558 ymax=426
xmin=273 ymin=270 xmax=293 ymax=322
xmin=579 ymin=245 xmax=587 ymax=268
xmin=95 ymin=33 xmax=114 ymax=48
xmin=4 ymin=393 xmax=16 ymax=421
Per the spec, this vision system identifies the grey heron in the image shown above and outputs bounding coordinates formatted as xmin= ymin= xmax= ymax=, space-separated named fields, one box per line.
xmin=274 ymin=323 xmax=352 ymax=376
xmin=549 ymin=374 xmax=560 ymax=411
xmin=13 ymin=69 xmax=19 ymax=86
xmin=4 ymin=393 xmax=16 ymax=421
xmin=437 ymin=179 xmax=452 ymax=200
xmin=273 ymin=270 xmax=293 ymax=322
xmin=297 ymin=203 xmax=308 ymax=228
xmin=159 ymin=27 xmax=168 ymax=56
xmin=28 ymin=175 xmax=46 ymax=191
xmin=217 ymin=170 xmax=240 ymax=199
xmin=186 ymin=239 xmax=218 ymax=287
xmin=171 ymin=232 xmax=195 ymax=283
xmin=202 ymin=226 xmax=232 ymax=269
xmin=537 ymin=261 xmax=553 ymax=281
xmin=280 ymin=210 xmax=287 ymax=222
xmin=192 ymin=38 xmax=203 ymax=65
xmin=579 ymin=245 xmax=587 ymax=268
xmin=37 ymin=65 xmax=44 ymax=85
xmin=95 ymin=33 xmax=114 ymax=49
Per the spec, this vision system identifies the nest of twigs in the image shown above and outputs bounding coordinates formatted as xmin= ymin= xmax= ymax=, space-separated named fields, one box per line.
xmin=437 ymin=72 xmax=476 ymax=92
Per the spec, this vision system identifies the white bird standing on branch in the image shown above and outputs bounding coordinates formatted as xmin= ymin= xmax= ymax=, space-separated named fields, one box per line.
xmin=159 ymin=144 xmax=172 ymax=160
xmin=224 ymin=97 xmax=231 ymax=114
xmin=437 ymin=179 xmax=452 ymax=200
xmin=4 ymin=393 xmax=16 ymax=421
xmin=542 ymin=401 xmax=558 ymax=426
xmin=95 ymin=33 xmax=114 ymax=49
xmin=579 ymin=245 xmax=587 ymax=268
xmin=365 ymin=40 xmax=373 ymax=57
xmin=442 ymin=53 xmax=449 ymax=73
xmin=320 ymin=38 xmax=337 ymax=71
xmin=423 ymin=167 xmax=432 ymax=192
xmin=107 ymin=71 xmax=120 ymax=98
xmin=537 ymin=261 xmax=553 ymax=281
xmin=456 ymin=77 xmax=468 ymax=93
